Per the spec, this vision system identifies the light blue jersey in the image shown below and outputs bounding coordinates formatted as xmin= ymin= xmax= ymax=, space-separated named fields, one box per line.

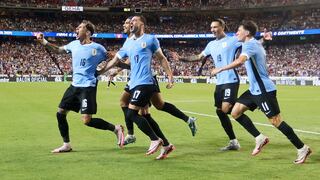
xmin=116 ymin=34 xmax=160 ymax=90
xmin=202 ymin=36 xmax=241 ymax=85
xmin=240 ymin=38 xmax=276 ymax=95
xmin=64 ymin=40 xmax=107 ymax=87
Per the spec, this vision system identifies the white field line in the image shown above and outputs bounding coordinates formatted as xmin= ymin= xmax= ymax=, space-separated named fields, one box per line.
xmin=182 ymin=110 xmax=320 ymax=136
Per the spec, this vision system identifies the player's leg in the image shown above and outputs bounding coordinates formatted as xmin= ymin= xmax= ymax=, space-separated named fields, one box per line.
xmin=121 ymin=85 xmax=136 ymax=145
xmin=111 ymin=81 xmax=116 ymax=86
xmin=215 ymin=84 xmax=239 ymax=151
xmin=127 ymin=85 xmax=163 ymax=154
xmin=232 ymin=90 xmax=268 ymax=156
xmin=81 ymin=87 xmax=124 ymax=148
xmin=140 ymin=106 xmax=175 ymax=160
xmin=260 ymin=91 xmax=311 ymax=164
xmin=151 ymin=92 xmax=197 ymax=136
xmin=52 ymin=85 xmax=77 ymax=153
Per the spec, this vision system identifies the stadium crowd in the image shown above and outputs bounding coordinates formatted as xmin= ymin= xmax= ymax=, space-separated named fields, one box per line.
xmin=1 ymin=0 xmax=317 ymax=8
xmin=1 ymin=39 xmax=319 ymax=77
xmin=1 ymin=8 xmax=319 ymax=34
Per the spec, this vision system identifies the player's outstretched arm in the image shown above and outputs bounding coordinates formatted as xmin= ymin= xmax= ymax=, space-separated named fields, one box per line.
xmin=99 ymin=55 xmax=121 ymax=75
xmin=155 ymin=49 xmax=174 ymax=89
xmin=35 ymin=33 xmax=66 ymax=53
xmin=179 ymin=53 xmax=204 ymax=62
xmin=211 ymin=55 xmax=247 ymax=76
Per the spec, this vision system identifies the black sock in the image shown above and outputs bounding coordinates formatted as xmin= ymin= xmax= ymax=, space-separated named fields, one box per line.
xmin=161 ymin=102 xmax=189 ymax=122
xmin=126 ymin=109 xmax=158 ymax=140
xmin=277 ymin=121 xmax=304 ymax=149
xmin=236 ymin=114 xmax=260 ymax=138
xmin=122 ymin=107 xmax=134 ymax=135
xmin=56 ymin=112 xmax=70 ymax=143
xmin=144 ymin=114 xmax=169 ymax=146
xmin=86 ymin=118 xmax=115 ymax=131
xmin=111 ymin=82 xmax=116 ymax=86
xmin=216 ymin=109 xmax=236 ymax=140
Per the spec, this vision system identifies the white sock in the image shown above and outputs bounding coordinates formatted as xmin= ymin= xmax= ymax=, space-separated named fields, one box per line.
xmin=255 ymin=134 xmax=264 ymax=141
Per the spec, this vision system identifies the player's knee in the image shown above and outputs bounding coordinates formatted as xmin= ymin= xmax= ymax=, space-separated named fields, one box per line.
xmin=269 ymin=115 xmax=282 ymax=127
xmin=221 ymin=106 xmax=232 ymax=114
xmin=230 ymin=109 xmax=242 ymax=119
xmin=82 ymin=115 xmax=92 ymax=125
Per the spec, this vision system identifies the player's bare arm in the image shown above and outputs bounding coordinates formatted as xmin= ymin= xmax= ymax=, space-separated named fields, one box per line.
xmin=35 ymin=33 xmax=66 ymax=53
xmin=154 ymin=48 xmax=174 ymax=89
xmin=211 ymin=55 xmax=247 ymax=76
xmin=179 ymin=53 xmax=204 ymax=62
xmin=98 ymin=55 xmax=121 ymax=75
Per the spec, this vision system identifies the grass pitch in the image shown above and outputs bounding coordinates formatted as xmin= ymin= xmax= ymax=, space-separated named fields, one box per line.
xmin=0 ymin=82 xmax=319 ymax=180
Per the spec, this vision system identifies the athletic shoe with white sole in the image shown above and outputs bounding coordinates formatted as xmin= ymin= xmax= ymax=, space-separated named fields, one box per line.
xmin=51 ymin=143 xmax=72 ymax=153
xmin=294 ymin=145 xmax=312 ymax=164
xmin=156 ymin=144 xmax=175 ymax=160
xmin=114 ymin=125 xmax=124 ymax=148
xmin=124 ymin=134 xmax=136 ymax=146
xmin=146 ymin=138 xmax=163 ymax=155
xmin=188 ymin=117 xmax=197 ymax=137
xmin=252 ymin=135 xmax=269 ymax=156
xmin=220 ymin=139 xmax=240 ymax=151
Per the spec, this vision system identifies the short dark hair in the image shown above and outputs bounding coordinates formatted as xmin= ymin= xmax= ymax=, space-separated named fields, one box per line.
xmin=82 ymin=20 xmax=95 ymax=35
xmin=136 ymin=15 xmax=147 ymax=25
xmin=212 ymin=18 xmax=226 ymax=29
xmin=127 ymin=16 xmax=133 ymax=20
xmin=241 ymin=20 xmax=258 ymax=36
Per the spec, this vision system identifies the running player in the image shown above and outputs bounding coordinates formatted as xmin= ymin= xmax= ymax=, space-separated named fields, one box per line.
xmin=102 ymin=16 xmax=175 ymax=159
xmin=211 ymin=20 xmax=311 ymax=164
xmin=36 ymin=20 xmax=124 ymax=153
xmin=179 ymin=19 xmax=241 ymax=151
xmin=114 ymin=17 xmax=197 ymax=147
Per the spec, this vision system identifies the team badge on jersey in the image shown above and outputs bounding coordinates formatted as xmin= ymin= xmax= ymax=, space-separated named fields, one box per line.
xmin=141 ymin=42 xmax=147 ymax=48
xmin=222 ymin=42 xmax=227 ymax=48
xmin=92 ymin=49 xmax=97 ymax=56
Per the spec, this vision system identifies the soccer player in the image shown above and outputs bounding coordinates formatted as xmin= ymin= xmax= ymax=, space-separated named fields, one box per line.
xmin=102 ymin=16 xmax=175 ymax=159
xmin=114 ymin=17 xmax=197 ymax=147
xmin=179 ymin=19 xmax=241 ymax=151
xmin=211 ymin=20 xmax=311 ymax=164
xmin=35 ymin=20 xmax=124 ymax=153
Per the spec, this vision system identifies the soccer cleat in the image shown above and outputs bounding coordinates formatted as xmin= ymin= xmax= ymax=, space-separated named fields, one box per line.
xmin=294 ymin=145 xmax=312 ymax=164
xmin=252 ymin=135 xmax=269 ymax=156
xmin=124 ymin=134 xmax=136 ymax=146
xmin=146 ymin=138 xmax=163 ymax=155
xmin=114 ymin=125 xmax=125 ymax=148
xmin=220 ymin=139 xmax=241 ymax=151
xmin=51 ymin=143 xmax=72 ymax=153
xmin=188 ymin=117 xmax=197 ymax=136
xmin=156 ymin=144 xmax=176 ymax=160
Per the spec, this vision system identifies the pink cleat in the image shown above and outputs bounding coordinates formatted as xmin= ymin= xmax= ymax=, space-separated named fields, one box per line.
xmin=252 ymin=135 xmax=269 ymax=156
xmin=115 ymin=125 xmax=125 ymax=148
xmin=156 ymin=144 xmax=175 ymax=160
xmin=146 ymin=138 xmax=163 ymax=155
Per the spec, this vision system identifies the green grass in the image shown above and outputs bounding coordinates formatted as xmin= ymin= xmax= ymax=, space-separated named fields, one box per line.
xmin=0 ymin=82 xmax=319 ymax=180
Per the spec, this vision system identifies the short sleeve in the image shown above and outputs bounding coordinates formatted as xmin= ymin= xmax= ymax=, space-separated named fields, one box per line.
xmin=98 ymin=45 xmax=107 ymax=61
xmin=116 ymin=45 xmax=128 ymax=60
xmin=151 ymin=36 xmax=160 ymax=54
xmin=240 ymin=42 xmax=255 ymax=60
xmin=201 ymin=42 xmax=211 ymax=57
xmin=63 ymin=41 xmax=74 ymax=53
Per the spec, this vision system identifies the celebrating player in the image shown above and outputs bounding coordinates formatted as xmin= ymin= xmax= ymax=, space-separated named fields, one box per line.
xmin=112 ymin=17 xmax=197 ymax=147
xmin=179 ymin=19 xmax=241 ymax=151
xmin=101 ymin=16 xmax=175 ymax=159
xmin=211 ymin=20 xmax=311 ymax=164
xmin=36 ymin=20 xmax=124 ymax=153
